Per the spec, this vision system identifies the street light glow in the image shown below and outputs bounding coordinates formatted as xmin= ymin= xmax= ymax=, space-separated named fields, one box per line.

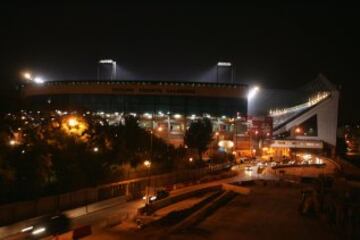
xmin=174 ymin=114 xmax=182 ymax=119
xmin=9 ymin=139 xmax=17 ymax=146
xmin=68 ymin=118 xmax=78 ymax=127
xmin=247 ymin=86 xmax=260 ymax=100
xmin=189 ymin=157 xmax=193 ymax=162
xmin=144 ymin=160 xmax=151 ymax=168
xmin=23 ymin=72 xmax=32 ymax=80
xmin=93 ymin=147 xmax=99 ymax=152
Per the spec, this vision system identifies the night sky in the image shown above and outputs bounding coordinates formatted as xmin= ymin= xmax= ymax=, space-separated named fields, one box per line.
xmin=1 ymin=3 xmax=359 ymax=123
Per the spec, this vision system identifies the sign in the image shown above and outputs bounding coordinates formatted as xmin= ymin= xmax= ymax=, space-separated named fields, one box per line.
xmin=246 ymin=116 xmax=273 ymax=137
xmin=270 ymin=140 xmax=323 ymax=149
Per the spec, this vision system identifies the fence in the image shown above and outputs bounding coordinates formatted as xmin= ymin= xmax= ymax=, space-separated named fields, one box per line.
xmin=0 ymin=163 xmax=231 ymax=226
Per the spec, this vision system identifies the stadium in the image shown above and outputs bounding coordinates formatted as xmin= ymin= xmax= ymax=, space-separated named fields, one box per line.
xmin=21 ymin=80 xmax=252 ymax=152
xmin=20 ymin=73 xmax=339 ymax=159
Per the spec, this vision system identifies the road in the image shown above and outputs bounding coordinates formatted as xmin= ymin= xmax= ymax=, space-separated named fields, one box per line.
xmin=0 ymin=164 xmax=274 ymax=239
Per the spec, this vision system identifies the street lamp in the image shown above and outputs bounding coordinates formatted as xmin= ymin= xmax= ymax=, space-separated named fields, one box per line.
xmin=23 ymin=72 xmax=32 ymax=80
xmin=144 ymin=160 xmax=152 ymax=205
xmin=9 ymin=139 xmax=17 ymax=146
xmin=144 ymin=160 xmax=151 ymax=168
xmin=67 ymin=117 xmax=79 ymax=127
xmin=188 ymin=157 xmax=194 ymax=183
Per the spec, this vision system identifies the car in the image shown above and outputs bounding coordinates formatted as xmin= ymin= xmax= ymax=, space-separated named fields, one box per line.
xmin=238 ymin=157 xmax=249 ymax=164
xmin=145 ymin=189 xmax=170 ymax=204
xmin=21 ymin=213 xmax=70 ymax=239
xmin=245 ymin=165 xmax=252 ymax=172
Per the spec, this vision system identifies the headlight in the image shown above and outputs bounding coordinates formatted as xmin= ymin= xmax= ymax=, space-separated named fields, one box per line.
xmin=21 ymin=226 xmax=34 ymax=232
xmin=150 ymin=196 xmax=157 ymax=201
xmin=32 ymin=227 xmax=46 ymax=235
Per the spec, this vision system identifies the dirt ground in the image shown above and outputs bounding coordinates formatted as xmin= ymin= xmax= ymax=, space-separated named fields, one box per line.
xmin=167 ymin=184 xmax=339 ymax=240
xmin=85 ymin=184 xmax=340 ymax=240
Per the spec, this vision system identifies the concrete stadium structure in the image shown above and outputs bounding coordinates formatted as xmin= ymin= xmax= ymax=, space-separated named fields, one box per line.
xmin=20 ymin=74 xmax=339 ymax=158
xmin=21 ymin=81 xmax=252 ymax=154
xmin=251 ymin=74 xmax=340 ymax=159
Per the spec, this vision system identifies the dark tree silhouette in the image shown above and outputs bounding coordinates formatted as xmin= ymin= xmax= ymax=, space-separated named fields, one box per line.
xmin=184 ymin=118 xmax=213 ymax=161
xmin=336 ymin=137 xmax=347 ymax=157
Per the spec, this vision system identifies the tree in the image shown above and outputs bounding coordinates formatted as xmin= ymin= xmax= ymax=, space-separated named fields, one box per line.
xmin=184 ymin=118 xmax=213 ymax=161
xmin=336 ymin=137 xmax=347 ymax=157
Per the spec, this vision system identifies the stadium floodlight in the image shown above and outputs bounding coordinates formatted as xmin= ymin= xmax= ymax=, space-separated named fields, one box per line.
xmin=99 ymin=59 xmax=116 ymax=64
xmin=217 ymin=62 xmax=232 ymax=67
xmin=247 ymin=86 xmax=260 ymax=100
xmin=34 ymin=77 xmax=45 ymax=84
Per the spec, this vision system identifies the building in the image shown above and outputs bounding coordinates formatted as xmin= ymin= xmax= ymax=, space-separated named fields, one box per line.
xmin=252 ymin=74 xmax=340 ymax=159
xmin=20 ymin=73 xmax=339 ymax=159
xmin=21 ymin=80 xmax=249 ymax=151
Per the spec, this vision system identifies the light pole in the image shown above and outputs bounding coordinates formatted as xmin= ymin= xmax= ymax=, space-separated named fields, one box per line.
xmin=216 ymin=62 xmax=233 ymax=83
xmin=189 ymin=157 xmax=194 ymax=183
xmin=247 ymin=86 xmax=260 ymax=158
xmin=144 ymin=160 xmax=151 ymax=205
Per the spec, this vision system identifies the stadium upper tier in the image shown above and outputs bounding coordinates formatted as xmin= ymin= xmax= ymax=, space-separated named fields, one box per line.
xmin=21 ymin=80 xmax=248 ymax=116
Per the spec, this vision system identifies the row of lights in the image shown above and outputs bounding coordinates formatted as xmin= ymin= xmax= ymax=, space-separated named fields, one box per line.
xmin=23 ymin=72 xmax=45 ymax=84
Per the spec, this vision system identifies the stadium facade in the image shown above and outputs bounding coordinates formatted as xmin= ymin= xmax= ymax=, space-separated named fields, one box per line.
xmin=22 ymin=81 xmax=253 ymax=155
xmin=252 ymin=74 xmax=340 ymax=159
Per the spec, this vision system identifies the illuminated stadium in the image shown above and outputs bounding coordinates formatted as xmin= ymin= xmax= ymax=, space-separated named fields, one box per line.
xmin=20 ymin=73 xmax=339 ymax=158
xmin=21 ymin=80 xmax=253 ymax=151
xmin=250 ymin=74 xmax=340 ymax=158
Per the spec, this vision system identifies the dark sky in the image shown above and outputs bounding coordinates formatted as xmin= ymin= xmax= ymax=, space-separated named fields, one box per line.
xmin=1 ymin=3 xmax=359 ymax=123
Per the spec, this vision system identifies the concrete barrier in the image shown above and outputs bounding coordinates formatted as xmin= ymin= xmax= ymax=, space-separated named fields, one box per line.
xmin=64 ymin=196 xmax=126 ymax=219
xmin=222 ymin=183 xmax=251 ymax=195
xmin=168 ymin=191 xmax=236 ymax=233
xmin=138 ymin=185 xmax=222 ymax=215
xmin=72 ymin=225 xmax=92 ymax=239
xmin=53 ymin=208 xmax=136 ymax=240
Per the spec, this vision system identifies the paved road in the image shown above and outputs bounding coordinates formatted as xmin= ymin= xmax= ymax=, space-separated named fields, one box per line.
xmin=0 ymin=164 xmax=273 ymax=239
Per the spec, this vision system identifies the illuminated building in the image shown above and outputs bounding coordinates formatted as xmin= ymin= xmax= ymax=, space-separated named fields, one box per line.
xmin=252 ymin=74 xmax=339 ymax=159
xmin=21 ymin=80 xmax=249 ymax=149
